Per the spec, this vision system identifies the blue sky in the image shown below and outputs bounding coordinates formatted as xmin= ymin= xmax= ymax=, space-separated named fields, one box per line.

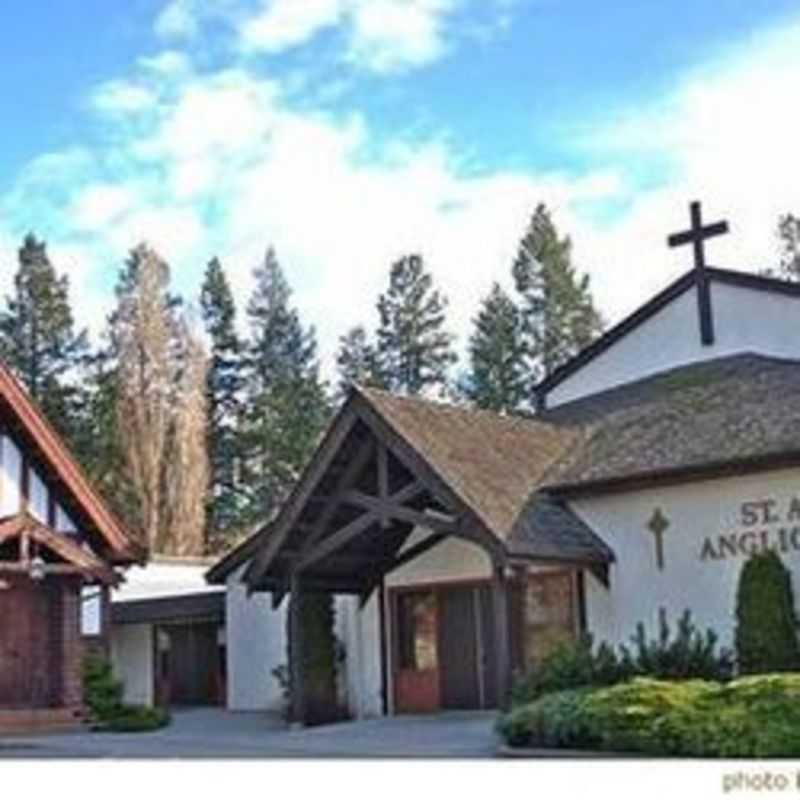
xmin=1 ymin=1 xmax=799 ymax=372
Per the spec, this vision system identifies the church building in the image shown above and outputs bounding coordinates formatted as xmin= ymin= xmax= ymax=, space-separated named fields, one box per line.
xmin=210 ymin=202 xmax=800 ymax=719
xmin=0 ymin=361 xmax=134 ymax=730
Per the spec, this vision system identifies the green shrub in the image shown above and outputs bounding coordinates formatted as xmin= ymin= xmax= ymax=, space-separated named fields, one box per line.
xmin=498 ymin=674 xmax=800 ymax=757
xmin=83 ymin=655 xmax=124 ymax=720
xmin=82 ymin=655 xmax=170 ymax=733
xmin=102 ymin=706 xmax=171 ymax=733
xmin=622 ymin=610 xmax=733 ymax=681
xmin=510 ymin=610 xmax=731 ymax=706
xmin=735 ymin=551 xmax=800 ymax=674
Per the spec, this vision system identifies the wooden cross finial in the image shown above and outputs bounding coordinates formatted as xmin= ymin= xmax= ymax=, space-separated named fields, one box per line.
xmin=667 ymin=201 xmax=729 ymax=346
xmin=667 ymin=200 xmax=729 ymax=273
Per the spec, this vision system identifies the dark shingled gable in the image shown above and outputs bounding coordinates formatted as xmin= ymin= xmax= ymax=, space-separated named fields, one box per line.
xmin=540 ymin=353 xmax=800 ymax=492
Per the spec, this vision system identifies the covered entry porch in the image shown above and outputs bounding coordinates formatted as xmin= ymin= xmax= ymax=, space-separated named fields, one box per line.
xmin=244 ymin=386 xmax=614 ymax=722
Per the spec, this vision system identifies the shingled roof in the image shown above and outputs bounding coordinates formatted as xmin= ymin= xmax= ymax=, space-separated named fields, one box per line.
xmin=540 ymin=353 xmax=800 ymax=492
xmin=224 ymin=352 xmax=800 ymax=588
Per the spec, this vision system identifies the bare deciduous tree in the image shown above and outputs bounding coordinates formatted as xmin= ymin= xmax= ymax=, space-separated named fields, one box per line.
xmin=165 ymin=319 xmax=209 ymax=556
xmin=116 ymin=244 xmax=209 ymax=556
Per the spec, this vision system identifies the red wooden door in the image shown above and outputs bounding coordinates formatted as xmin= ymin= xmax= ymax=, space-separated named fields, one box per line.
xmin=392 ymin=590 xmax=440 ymax=713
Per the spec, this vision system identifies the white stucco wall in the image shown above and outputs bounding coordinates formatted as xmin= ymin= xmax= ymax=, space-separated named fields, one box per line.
xmin=575 ymin=466 xmax=800 ymax=651
xmin=386 ymin=529 xmax=493 ymax=587
xmin=547 ymin=280 xmax=800 ymax=406
xmin=110 ymin=623 xmax=154 ymax=706
xmin=225 ymin=565 xmax=287 ymax=712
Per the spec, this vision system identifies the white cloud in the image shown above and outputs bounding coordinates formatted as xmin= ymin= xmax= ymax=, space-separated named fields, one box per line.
xmin=6 ymin=12 xmax=800 ymax=385
xmin=90 ymin=80 xmax=158 ymax=114
xmin=239 ymin=0 xmax=461 ymax=73
xmin=240 ymin=0 xmax=344 ymax=53
xmin=154 ymin=0 xmax=199 ymax=40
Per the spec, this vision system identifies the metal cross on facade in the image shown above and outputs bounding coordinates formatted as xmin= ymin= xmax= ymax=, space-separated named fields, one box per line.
xmin=667 ymin=201 xmax=730 ymax=347
xmin=647 ymin=507 xmax=670 ymax=571
xmin=667 ymin=200 xmax=729 ymax=272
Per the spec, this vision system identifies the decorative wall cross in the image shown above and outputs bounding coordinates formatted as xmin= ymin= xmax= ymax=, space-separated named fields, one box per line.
xmin=647 ymin=507 xmax=670 ymax=571
xmin=666 ymin=200 xmax=729 ymax=347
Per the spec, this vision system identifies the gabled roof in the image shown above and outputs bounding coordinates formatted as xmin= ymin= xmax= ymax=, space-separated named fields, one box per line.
xmin=0 ymin=362 xmax=134 ymax=564
xmin=206 ymin=529 xmax=264 ymax=585
xmin=358 ymin=387 xmax=580 ymax=542
xmin=0 ymin=512 xmax=119 ymax=584
xmin=540 ymin=353 xmax=800 ymax=494
xmin=536 ymin=266 xmax=800 ymax=398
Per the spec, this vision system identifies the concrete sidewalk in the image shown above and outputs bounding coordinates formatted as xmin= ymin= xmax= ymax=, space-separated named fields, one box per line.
xmin=0 ymin=708 xmax=500 ymax=759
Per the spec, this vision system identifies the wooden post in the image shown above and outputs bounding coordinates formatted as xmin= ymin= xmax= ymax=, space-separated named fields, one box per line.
xmin=288 ymin=572 xmax=306 ymax=726
xmin=492 ymin=564 xmax=511 ymax=711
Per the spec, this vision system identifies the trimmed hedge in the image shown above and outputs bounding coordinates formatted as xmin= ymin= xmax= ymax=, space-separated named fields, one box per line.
xmin=498 ymin=674 xmax=800 ymax=757
xmin=735 ymin=550 xmax=800 ymax=674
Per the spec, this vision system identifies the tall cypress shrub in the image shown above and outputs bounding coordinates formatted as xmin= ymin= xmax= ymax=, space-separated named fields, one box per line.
xmin=734 ymin=550 xmax=800 ymax=674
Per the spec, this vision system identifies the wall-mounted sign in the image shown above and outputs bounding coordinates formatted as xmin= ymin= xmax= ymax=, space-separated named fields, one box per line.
xmin=701 ymin=498 xmax=800 ymax=561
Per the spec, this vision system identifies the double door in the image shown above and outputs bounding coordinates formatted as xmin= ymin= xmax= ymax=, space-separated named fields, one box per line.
xmin=392 ymin=583 xmax=497 ymax=713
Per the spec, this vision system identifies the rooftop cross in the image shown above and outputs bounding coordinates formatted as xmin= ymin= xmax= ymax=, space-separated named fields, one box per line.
xmin=667 ymin=201 xmax=729 ymax=346
xmin=667 ymin=200 xmax=729 ymax=273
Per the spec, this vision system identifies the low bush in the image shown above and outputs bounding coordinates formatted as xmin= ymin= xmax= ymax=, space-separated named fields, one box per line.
xmin=511 ymin=610 xmax=733 ymax=705
xmin=498 ymin=674 xmax=800 ymax=757
xmin=82 ymin=655 xmax=170 ymax=733
xmin=102 ymin=705 xmax=171 ymax=733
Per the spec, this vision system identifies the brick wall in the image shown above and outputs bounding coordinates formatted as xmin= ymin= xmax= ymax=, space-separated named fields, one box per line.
xmin=60 ymin=578 xmax=83 ymax=708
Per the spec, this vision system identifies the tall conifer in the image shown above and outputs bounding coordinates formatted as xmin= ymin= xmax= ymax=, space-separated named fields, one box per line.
xmin=200 ymin=257 xmax=245 ymax=548
xmin=463 ymin=282 xmax=528 ymax=413
xmin=375 ymin=254 xmax=456 ymax=396
xmin=0 ymin=234 xmax=88 ymax=439
xmin=242 ymin=248 xmax=329 ymax=525
xmin=512 ymin=204 xmax=603 ymax=386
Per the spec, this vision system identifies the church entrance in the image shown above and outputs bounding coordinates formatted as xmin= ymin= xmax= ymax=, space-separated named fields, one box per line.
xmin=390 ymin=582 xmax=498 ymax=713
xmin=156 ymin=622 xmax=222 ymax=706
xmin=0 ymin=577 xmax=62 ymax=708
xmin=390 ymin=570 xmax=580 ymax=713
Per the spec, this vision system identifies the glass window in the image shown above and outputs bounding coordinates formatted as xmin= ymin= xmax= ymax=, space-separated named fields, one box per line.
xmin=396 ymin=591 xmax=437 ymax=671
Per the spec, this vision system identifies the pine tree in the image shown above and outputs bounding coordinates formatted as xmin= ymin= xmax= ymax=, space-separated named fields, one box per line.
xmin=512 ymin=204 xmax=603 ymax=386
xmin=200 ymin=257 xmax=245 ymax=549
xmin=0 ymin=234 xmax=88 ymax=440
xmin=735 ymin=550 xmax=800 ymax=673
xmin=242 ymin=248 xmax=330 ymax=525
xmin=776 ymin=214 xmax=800 ymax=281
xmin=463 ymin=282 xmax=528 ymax=413
xmin=335 ymin=325 xmax=383 ymax=398
xmin=375 ymin=254 xmax=457 ymax=396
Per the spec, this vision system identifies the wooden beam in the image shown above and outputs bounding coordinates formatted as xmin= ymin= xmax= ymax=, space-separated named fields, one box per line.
xmin=297 ymin=512 xmax=378 ymax=571
xmin=245 ymin=405 xmax=359 ymax=587
xmin=377 ymin=443 xmax=389 ymax=529
xmin=288 ymin=572 xmax=305 ymax=725
xmin=300 ymin=439 xmax=375 ymax=555
xmin=0 ymin=561 xmax=86 ymax=576
xmin=389 ymin=531 xmax=448 ymax=571
xmin=492 ymin=565 xmax=511 ymax=711
xmin=343 ymin=490 xmax=455 ymax=533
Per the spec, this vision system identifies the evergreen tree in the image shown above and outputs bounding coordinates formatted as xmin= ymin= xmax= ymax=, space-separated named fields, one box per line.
xmin=335 ymin=325 xmax=384 ymax=398
xmin=200 ymin=257 xmax=245 ymax=548
xmin=512 ymin=204 xmax=603 ymax=385
xmin=0 ymin=234 xmax=88 ymax=439
xmin=375 ymin=254 xmax=457 ymax=396
xmin=463 ymin=282 xmax=528 ymax=413
xmin=242 ymin=248 xmax=330 ymax=525
xmin=735 ymin=550 xmax=800 ymax=674
xmin=776 ymin=213 xmax=800 ymax=281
